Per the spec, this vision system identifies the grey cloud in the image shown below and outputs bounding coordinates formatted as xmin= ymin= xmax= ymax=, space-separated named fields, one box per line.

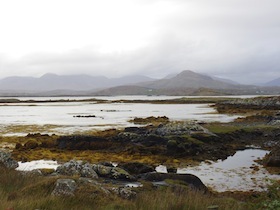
xmin=1 ymin=0 xmax=280 ymax=84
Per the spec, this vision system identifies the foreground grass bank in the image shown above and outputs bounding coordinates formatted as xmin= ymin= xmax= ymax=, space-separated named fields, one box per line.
xmin=2 ymin=166 xmax=280 ymax=210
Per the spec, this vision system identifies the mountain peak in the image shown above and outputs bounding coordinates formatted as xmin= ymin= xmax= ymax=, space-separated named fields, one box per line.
xmin=40 ymin=73 xmax=59 ymax=78
xmin=175 ymin=70 xmax=213 ymax=80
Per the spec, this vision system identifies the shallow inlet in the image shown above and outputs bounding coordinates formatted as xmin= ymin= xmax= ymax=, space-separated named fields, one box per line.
xmin=156 ymin=149 xmax=280 ymax=192
xmin=16 ymin=149 xmax=280 ymax=192
xmin=0 ymin=101 xmax=241 ymax=136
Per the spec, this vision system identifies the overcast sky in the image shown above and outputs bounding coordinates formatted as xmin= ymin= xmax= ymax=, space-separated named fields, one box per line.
xmin=0 ymin=0 xmax=279 ymax=84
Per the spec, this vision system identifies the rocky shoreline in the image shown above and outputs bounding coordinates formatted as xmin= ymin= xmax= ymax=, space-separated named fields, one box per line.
xmin=0 ymin=96 xmax=280 ymax=209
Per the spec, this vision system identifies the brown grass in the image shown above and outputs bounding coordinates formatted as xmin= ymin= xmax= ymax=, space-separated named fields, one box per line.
xmin=1 ymin=165 xmax=275 ymax=210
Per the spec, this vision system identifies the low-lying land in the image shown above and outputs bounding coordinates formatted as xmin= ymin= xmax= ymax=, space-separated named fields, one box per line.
xmin=0 ymin=96 xmax=280 ymax=209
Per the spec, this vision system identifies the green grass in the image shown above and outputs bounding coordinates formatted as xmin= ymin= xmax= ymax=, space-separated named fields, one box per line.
xmin=204 ymin=124 xmax=242 ymax=134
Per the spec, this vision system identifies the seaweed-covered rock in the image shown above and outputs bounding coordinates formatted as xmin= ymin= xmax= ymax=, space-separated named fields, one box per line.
xmin=0 ymin=150 xmax=19 ymax=169
xmin=118 ymin=162 xmax=155 ymax=175
xmin=24 ymin=140 xmax=39 ymax=149
xmin=51 ymin=179 xmax=77 ymax=196
xmin=56 ymin=160 xmax=98 ymax=179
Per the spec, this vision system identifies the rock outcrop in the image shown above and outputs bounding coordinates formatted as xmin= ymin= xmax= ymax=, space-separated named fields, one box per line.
xmin=139 ymin=172 xmax=208 ymax=192
xmin=266 ymin=146 xmax=280 ymax=167
xmin=93 ymin=164 xmax=136 ymax=181
xmin=51 ymin=179 xmax=77 ymax=196
xmin=118 ymin=162 xmax=155 ymax=175
xmin=56 ymin=160 xmax=98 ymax=179
xmin=0 ymin=150 xmax=19 ymax=169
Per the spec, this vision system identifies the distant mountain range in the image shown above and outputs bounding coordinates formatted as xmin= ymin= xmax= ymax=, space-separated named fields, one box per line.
xmin=0 ymin=73 xmax=155 ymax=92
xmin=265 ymin=77 xmax=280 ymax=86
xmin=0 ymin=70 xmax=279 ymax=96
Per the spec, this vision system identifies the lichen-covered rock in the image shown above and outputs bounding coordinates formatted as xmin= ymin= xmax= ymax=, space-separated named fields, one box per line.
xmin=0 ymin=150 xmax=19 ymax=169
xmin=154 ymin=122 xmax=206 ymax=136
xmin=51 ymin=179 xmax=77 ymax=196
xmin=110 ymin=167 xmax=136 ymax=181
xmin=56 ymin=160 xmax=98 ymax=179
xmin=111 ymin=187 xmax=136 ymax=199
xmin=93 ymin=164 xmax=136 ymax=181
xmin=92 ymin=164 xmax=112 ymax=176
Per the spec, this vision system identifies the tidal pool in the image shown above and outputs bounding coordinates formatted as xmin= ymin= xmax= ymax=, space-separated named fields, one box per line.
xmin=16 ymin=160 xmax=59 ymax=171
xmin=15 ymin=149 xmax=280 ymax=192
xmin=157 ymin=149 xmax=280 ymax=192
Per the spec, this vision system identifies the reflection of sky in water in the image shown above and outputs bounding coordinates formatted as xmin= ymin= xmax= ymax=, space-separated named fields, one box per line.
xmin=16 ymin=149 xmax=280 ymax=192
xmin=157 ymin=149 xmax=280 ymax=192
xmin=0 ymin=97 xmax=242 ymax=135
xmin=16 ymin=160 xmax=59 ymax=171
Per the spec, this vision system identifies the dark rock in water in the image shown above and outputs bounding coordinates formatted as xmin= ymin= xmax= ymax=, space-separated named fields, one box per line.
xmin=73 ymin=115 xmax=96 ymax=118
xmin=93 ymin=164 xmax=136 ymax=181
xmin=118 ymin=162 xmax=155 ymax=175
xmin=0 ymin=150 xmax=19 ymax=169
xmin=138 ymin=172 xmax=208 ymax=192
xmin=266 ymin=146 xmax=280 ymax=167
xmin=167 ymin=166 xmax=177 ymax=173
xmin=51 ymin=179 xmax=77 ymax=196
xmin=56 ymin=160 xmax=98 ymax=179
xmin=111 ymin=187 xmax=136 ymax=199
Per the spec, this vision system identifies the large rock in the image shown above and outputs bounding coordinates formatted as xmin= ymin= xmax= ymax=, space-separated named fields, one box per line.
xmin=93 ymin=164 xmax=136 ymax=181
xmin=56 ymin=160 xmax=98 ymax=179
xmin=139 ymin=172 xmax=208 ymax=192
xmin=0 ymin=150 xmax=19 ymax=169
xmin=118 ymin=162 xmax=155 ymax=175
xmin=154 ymin=122 xmax=206 ymax=136
xmin=266 ymin=146 xmax=280 ymax=167
xmin=51 ymin=179 xmax=77 ymax=196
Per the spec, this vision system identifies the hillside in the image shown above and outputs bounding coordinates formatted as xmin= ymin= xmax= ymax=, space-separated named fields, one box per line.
xmin=265 ymin=77 xmax=280 ymax=86
xmin=137 ymin=70 xmax=238 ymax=89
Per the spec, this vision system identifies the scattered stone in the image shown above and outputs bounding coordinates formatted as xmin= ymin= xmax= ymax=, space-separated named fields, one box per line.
xmin=0 ymin=150 xmax=19 ymax=169
xmin=74 ymin=115 xmax=96 ymax=118
xmin=111 ymin=187 xmax=136 ymax=199
xmin=51 ymin=179 xmax=77 ymax=196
